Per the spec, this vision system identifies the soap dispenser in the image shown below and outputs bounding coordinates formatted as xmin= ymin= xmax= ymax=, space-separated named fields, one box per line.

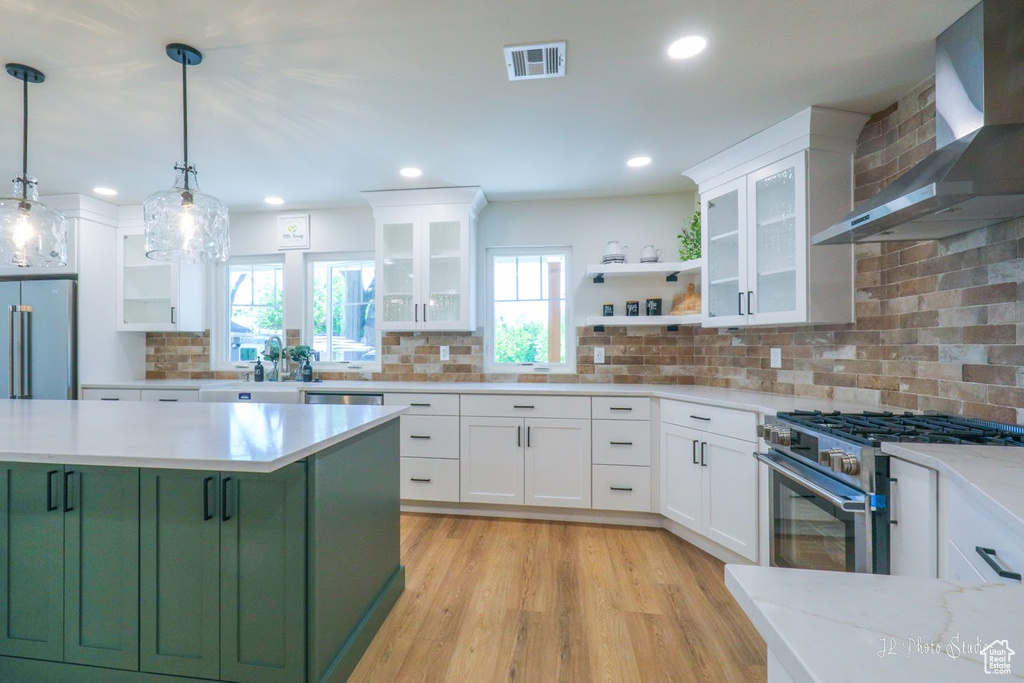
xmin=254 ymin=357 xmax=265 ymax=382
xmin=301 ymin=359 xmax=313 ymax=383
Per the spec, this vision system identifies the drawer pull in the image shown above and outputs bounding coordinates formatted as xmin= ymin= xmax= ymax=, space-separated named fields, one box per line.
xmin=690 ymin=415 xmax=711 ymax=421
xmin=610 ymin=486 xmax=633 ymax=492
xmin=410 ymin=402 xmax=432 ymax=407
xmin=410 ymin=477 xmax=432 ymax=483
xmin=976 ymin=547 xmax=1022 ymax=581
xmin=100 ymin=397 xmax=120 ymax=401
xmin=609 ymin=407 xmax=633 ymax=411
xmin=513 ymin=405 xmax=535 ymax=409
xmin=409 ymin=435 xmax=432 ymax=440
xmin=158 ymin=398 xmax=178 ymax=402
xmin=609 ymin=441 xmax=634 ymax=446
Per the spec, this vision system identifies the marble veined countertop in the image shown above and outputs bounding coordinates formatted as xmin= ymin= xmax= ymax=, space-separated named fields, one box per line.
xmin=0 ymin=399 xmax=405 ymax=473
xmin=726 ymin=565 xmax=1024 ymax=682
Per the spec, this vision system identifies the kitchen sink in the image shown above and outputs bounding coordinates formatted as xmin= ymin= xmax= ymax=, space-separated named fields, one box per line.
xmin=198 ymin=382 xmax=301 ymax=404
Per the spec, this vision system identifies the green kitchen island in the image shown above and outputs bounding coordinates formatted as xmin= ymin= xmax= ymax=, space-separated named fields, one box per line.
xmin=0 ymin=398 xmax=406 ymax=683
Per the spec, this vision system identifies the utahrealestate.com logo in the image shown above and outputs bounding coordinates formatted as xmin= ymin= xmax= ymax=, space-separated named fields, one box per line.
xmin=981 ymin=640 xmax=1014 ymax=675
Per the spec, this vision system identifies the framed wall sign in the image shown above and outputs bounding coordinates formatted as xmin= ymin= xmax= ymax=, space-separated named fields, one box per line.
xmin=277 ymin=214 xmax=310 ymax=250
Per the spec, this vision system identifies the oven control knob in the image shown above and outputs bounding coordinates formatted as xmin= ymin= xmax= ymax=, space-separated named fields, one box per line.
xmin=771 ymin=428 xmax=791 ymax=447
xmin=829 ymin=452 xmax=860 ymax=475
xmin=818 ymin=449 xmax=843 ymax=467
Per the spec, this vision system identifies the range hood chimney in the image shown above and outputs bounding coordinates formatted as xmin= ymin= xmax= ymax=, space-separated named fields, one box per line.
xmin=814 ymin=0 xmax=1024 ymax=245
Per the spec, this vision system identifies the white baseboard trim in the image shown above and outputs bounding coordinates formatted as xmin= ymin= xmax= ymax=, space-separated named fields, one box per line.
xmin=660 ymin=518 xmax=756 ymax=566
xmin=401 ymin=501 xmax=664 ymax=527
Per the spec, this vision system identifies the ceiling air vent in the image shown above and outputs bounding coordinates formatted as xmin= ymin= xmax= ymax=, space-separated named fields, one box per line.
xmin=504 ymin=41 xmax=566 ymax=81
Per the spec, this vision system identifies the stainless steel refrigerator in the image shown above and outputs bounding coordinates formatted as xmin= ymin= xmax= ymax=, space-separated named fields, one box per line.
xmin=0 ymin=278 xmax=76 ymax=400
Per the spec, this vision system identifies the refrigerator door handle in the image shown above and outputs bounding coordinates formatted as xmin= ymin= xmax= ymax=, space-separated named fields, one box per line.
xmin=20 ymin=306 xmax=31 ymax=399
xmin=8 ymin=305 xmax=16 ymax=399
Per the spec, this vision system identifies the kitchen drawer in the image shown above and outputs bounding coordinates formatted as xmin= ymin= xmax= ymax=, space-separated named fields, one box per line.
xmin=140 ymin=389 xmax=199 ymax=403
xmin=945 ymin=539 xmax=988 ymax=582
xmin=385 ymin=392 xmax=460 ymax=416
xmin=400 ymin=457 xmax=459 ymax=502
xmin=82 ymin=388 xmax=142 ymax=402
xmin=460 ymin=394 xmax=591 ymax=420
xmin=592 ymin=465 xmax=651 ymax=512
xmin=943 ymin=480 xmax=1024 ymax=584
xmin=660 ymin=399 xmax=756 ymax=442
xmin=592 ymin=396 xmax=651 ymax=421
xmin=400 ymin=416 xmax=459 ymax=459
xmin=592 ymin=420 xmax=651 ymax=466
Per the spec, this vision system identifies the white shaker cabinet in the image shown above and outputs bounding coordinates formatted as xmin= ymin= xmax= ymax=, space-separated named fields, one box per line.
xmin=888 ymin=457 xmax=938 ymax=578
xmin=363 ymin=187 xmax=487 ymax=332
xmin=460 ymin=417 xmax=524 ymax=505
xmin=524 ymin=418 xmax=591 ymax=509
xmin=662 ymin=423 xmax=703 ymax=532
xmin=116 ymin=226 xmax=206 ymax=332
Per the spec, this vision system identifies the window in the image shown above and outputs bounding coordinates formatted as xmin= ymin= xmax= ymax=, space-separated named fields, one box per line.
xmin=224 ymin=260 xmax=284 ymax=364
xmin=306 ymin=256 xmax=378 ymax=365
xmin=487 ymin=247 xmax=572 ymax=371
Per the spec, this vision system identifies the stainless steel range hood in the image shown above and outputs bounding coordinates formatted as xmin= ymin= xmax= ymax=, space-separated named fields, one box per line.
xmin=814 ymin=0 xmax=1024 ymax=244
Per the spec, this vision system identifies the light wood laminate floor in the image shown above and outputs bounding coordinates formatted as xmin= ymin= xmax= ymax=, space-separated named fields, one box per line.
xmin=350 ymin=513 xmax=767 ymax=682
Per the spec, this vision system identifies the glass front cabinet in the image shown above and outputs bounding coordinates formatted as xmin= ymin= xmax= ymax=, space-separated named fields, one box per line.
xmin=365 ymin=187 xmax=487 ymax=332
xmin=116 ymin=225 xmax=206 ymax=332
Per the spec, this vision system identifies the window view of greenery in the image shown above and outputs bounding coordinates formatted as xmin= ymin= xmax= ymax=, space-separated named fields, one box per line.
xmin=228 ymin=263 xmax=284 ymax=363
xmin=492 ymin=252 xmax=567 ymax=365
xmin=311 ymin=260 xmax=376 ymax=362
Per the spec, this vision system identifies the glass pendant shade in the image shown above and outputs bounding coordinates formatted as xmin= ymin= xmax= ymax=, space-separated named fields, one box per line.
xmin=144 ymin=164 xmax=229 ymax=263
xmin=0 ymin=176 xmax=67 ymax=267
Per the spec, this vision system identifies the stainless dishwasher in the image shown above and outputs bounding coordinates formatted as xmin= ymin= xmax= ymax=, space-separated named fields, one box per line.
xmin=304 ymin=393 xmax=384 ymax=406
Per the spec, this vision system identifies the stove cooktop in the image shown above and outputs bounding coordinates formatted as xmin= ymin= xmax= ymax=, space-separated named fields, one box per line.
xmin=776 ymin=411 xmax=1024 ymax=448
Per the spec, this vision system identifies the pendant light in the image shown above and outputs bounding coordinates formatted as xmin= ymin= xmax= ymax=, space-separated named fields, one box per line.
xmin=144 ymin=43 xmax=229 ymax=263
xmin=0 ymin=64 xmax=68 ymax=268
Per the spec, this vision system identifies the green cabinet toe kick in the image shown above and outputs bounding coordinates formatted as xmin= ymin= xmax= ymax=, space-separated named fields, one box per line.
xmin=0 ymin=420 xmax=404 ymax=683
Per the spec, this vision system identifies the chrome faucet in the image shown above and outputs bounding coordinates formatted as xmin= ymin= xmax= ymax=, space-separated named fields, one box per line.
xmin=264 ymin=336 xmax=283 ymax=358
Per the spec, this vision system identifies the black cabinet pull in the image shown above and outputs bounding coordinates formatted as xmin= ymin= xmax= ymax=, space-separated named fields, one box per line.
xmin=203 ymin=477 xmax=215 ymax=521
xmin=747 ymin=291 xmax=754 ymax=315
xmin=409 ymin=402 xmax=431 ymax=407
xmin=610 ymin=441 xmax=634 ymax=446
xmin=414 ymin=303 xmax=419 ymax=322
xmin=409 ymin=435 xmax=432 ymax=440
xmin=410 ymin=477 xmax=432 ymax=483
xmin=423 ymin=303 xmax=427 ymax=323
xmin=100 ymin=397 xmax=119 ymax=401
xmin=738 ymin=292 xmax=743 ymax=315
xmin=610 ymin=486 xmax=633 ymax=492
xmin=700 ymin=442 xmax=707 ymax=467
xmin=158 ymin=398 xmax=178 ymax=402
xmin=46 ymin=470 xmax=58 ymax=511
xmin=517 ymin=425 xmax=522 ymax=447
xmin=221 ymin=477 xmax=234 ymax=522
xmin=63 ymin=471 xmax=74 ymax=512
xmin=692 ymin=441 xmax=698 ymax=465
xmin=527 ymin=426 xmax=532 ymax=447
xmin=976 ymin=547 xmax=1022 ymax=581
xmin=609 ymin=407 xmax=632 ymax=412
xmin=513 ymin=405 xmax=535 ymax=409
xmin=690 ymin=415 xmax=711 ymax=421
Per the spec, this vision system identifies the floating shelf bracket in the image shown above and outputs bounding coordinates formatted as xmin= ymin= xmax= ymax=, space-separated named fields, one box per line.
xmin=666 ymin=271 xmax=680 ymax=282
xmin=593 ymin=324 xmax=605 ymax=332
xmin=667 ymin=325 xmax=680 ymax=332
xmin=592 ymin=273 xmax=605 ymax=284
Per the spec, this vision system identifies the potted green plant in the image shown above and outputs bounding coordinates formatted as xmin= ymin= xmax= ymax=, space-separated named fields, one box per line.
xmin=677 ymin=208 xmax=701 ymax=261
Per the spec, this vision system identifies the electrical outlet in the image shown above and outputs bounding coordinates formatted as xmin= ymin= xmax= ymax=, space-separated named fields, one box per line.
xmin=440 ymin=345 xmax=450 ymax=361
xmin=770 ymin=347 xmax=782 ymax=368
xmin=594 ymin=347 xmax=605 ymax=364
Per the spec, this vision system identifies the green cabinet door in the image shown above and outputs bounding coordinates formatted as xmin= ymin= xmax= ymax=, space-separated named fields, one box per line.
xmin=64 ymin=466 xmax=140 ymax=671
xmin=220 ymin=463 xmax=306 ymax=683
xmin=140 ymin=469 xmax=220 ymax=679
xmin=0 ymin=463 xmax=64 ymax=662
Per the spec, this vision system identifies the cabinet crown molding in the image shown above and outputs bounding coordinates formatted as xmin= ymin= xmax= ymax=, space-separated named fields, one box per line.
xmin=361 ymin=186 xmax=487 ymax=215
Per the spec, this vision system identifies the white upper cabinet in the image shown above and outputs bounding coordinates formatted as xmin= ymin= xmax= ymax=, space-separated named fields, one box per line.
xmin=116 ymin=225 xmax=206 ymax=332
xmin=688 ymin=107 xmax=867 ymax=327
xmin=363 ymin=187 xmax=487 ymax=331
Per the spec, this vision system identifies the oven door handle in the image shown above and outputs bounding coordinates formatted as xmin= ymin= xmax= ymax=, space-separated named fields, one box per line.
xmin=754 ymin=451 xmax=868 ymax=513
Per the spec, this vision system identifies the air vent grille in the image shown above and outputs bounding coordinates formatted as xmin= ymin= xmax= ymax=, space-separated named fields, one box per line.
xmin=504 ymin=41 xmax=566 ymax=81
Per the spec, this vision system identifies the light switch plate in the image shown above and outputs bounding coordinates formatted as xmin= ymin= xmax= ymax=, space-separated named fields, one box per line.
xmin=594 ymin=347 xmax=605 ymax=364
xmin=440 ymin=345 xmax=450 ymax=361
xmin=770 ymin=347 xmax=782 ymax=368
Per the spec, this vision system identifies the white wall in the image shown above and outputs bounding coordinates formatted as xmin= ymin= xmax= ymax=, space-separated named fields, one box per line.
xmin=226 ymin=192 xmax=697 ymax=332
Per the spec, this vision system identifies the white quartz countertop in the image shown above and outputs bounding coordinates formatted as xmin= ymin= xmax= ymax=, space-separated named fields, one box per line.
xmin=83 ymin=380 xmax=879 ymax=416
xmin=882 ymin=442 xmax=1024 ymax=539
xmin=726 ymin=565 xmax=1024 ymax=682
xmin=0 ymin=399 xmax=405 ymax=473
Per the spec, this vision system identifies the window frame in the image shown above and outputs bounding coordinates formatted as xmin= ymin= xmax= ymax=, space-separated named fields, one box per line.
xmin=213 ymin=255 xmax=286 ymax=372
xmin=303 ymin=252 xmax=382 ymax=373
xmin=484 ymin=245 xmax=574 ymax=374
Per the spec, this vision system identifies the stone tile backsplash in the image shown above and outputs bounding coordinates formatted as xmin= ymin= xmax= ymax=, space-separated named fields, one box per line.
xmin=146 ymin=76 xmax=1023 ymax=422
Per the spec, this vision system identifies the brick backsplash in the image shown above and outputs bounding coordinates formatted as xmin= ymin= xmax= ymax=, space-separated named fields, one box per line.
xmin=145 ymin=77 xmax=1023 ymax=422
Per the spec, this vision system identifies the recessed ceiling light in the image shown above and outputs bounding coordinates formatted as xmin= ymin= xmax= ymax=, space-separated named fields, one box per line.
xmin=667 ymin=35 xmax=707 ymax=60
xmin=627 ymin=156 xmax=652 ymax=168
xmin=400 ymin=167 xmax=423 ymax=178
xmin=264 ymin=196 xmax=285 ymax=205
xmin=93 ymin=186 xmax=117 ymax=196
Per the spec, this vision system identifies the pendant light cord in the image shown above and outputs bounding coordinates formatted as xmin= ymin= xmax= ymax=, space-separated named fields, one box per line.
xmin=21 ymin=75 xmax=28 ymax=200
xmin=181 ymin=55 xmax=190 ymax=191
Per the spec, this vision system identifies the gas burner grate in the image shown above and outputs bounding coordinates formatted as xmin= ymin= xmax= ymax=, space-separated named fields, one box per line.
xmin=776 ymin=411 xmax=1024 ymax=447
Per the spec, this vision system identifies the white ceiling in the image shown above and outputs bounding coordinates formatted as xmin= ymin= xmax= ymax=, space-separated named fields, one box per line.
xmin=0 ymin=0 xmax=975 ymax=210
